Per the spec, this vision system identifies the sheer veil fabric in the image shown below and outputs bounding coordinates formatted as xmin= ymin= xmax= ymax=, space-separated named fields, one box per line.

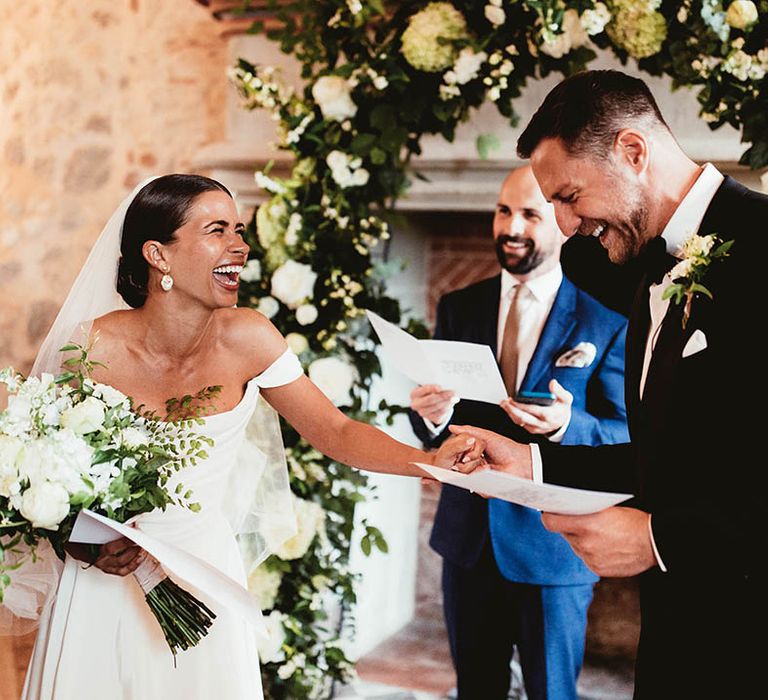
xmin=3 ymin=177 xmax=296 ymax=635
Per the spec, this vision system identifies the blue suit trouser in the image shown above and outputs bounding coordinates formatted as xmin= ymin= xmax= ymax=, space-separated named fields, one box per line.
xmin=442 ymin=540 xmax=593 ymax=700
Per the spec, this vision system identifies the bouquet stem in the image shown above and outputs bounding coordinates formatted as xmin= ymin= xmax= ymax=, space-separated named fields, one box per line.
xmin=133 ymin=556 xmax=216 ymax=657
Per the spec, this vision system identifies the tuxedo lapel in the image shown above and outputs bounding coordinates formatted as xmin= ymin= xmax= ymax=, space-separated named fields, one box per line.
xmin=625 ymin=278 xmax=651 ymax=419
xmin=521 ymin=278 xmax=577 ymax=390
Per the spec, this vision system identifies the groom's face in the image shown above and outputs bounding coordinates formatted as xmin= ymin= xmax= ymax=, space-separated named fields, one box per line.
xmin=531 ymin=137 xmax=652 ymax=265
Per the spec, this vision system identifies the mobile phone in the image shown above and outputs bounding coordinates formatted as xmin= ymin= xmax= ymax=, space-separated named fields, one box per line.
xmin=514 ymin=390 xmax=556 ymax=406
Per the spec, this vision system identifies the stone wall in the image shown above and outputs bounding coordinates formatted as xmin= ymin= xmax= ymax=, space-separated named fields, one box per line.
xmin=0 ymin=0 xmax=228 ymax=374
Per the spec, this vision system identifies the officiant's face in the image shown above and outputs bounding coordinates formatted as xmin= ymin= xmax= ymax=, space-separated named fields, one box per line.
xmin=531 ymin=137 xmax=652 ymax=264
xmin=493 ymin=166 xmax=564 ymax=276
xmin=159 ymin=190 xmax=249 ymax=307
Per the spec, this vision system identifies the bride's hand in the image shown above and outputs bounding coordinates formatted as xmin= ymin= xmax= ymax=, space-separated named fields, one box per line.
xmin=66 ymin=537 xmax=146 ymax=577
xmin=432 ymin=434 xmax=487 ymax=473
xmin=448 ymin=424 xmax=532 ymax=479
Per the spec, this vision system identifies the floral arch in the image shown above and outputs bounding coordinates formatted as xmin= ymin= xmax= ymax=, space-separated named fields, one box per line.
xmin=227 ymin=1 xmax=766 ymax=696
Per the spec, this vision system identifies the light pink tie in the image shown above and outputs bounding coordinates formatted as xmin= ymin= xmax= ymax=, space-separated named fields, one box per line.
xmin=500 ymin=283 xmax=527 ymax=395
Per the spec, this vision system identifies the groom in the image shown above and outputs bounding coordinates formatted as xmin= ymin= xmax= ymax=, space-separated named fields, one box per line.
xmin=460 ymin=70 xmax=764 ymax=699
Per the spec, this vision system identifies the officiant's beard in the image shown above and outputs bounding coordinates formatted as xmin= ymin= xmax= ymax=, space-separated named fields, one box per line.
xmin=495 ymin=236 xmax=545 ymax=275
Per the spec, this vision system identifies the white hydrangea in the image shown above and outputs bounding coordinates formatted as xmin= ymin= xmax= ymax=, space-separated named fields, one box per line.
xmin=239 ymin=259 xmax=262 ymax=283
xmin=17 ymin=430 xmax=94 ymax=494
xmin=400 ymin=2 xmax=468 ymax=72
xmin=308 ymin=356 xmax=356 ymax=406
xmin=247 ymin=564 xmax=283 ymax=610
xmin=120 ymin=426 xmax=149 ymax=449
xmin=311 ymin=75 xmax=357 ymax=122
xmin=296 ymin=303 xmax=319 ymax=326
xmin=271 ymin=260 xmax=318 ymax=309
xmin=0 ymin=435 xmax=23 ymax=498
xmin=448 ymin=48 xmax=487 ymax=85
xmin=326 ymin=150 xmax=370 ymax=189
xmin=275 ymin=495 xmax=326 ymax=560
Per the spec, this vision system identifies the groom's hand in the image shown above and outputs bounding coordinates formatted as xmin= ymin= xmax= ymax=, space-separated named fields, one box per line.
xmin=448 ymin=424 xmax=533 ymax=480
xmin=432 ymin=434 xmax=487 ymax=473
xmin=541 ymin=507 xmax=656 ymax=577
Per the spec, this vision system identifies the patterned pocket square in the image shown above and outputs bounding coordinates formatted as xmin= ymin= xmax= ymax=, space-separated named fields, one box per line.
xmin=682 ymin=329 xmax=707 ymax=358
xmin=555 ymin=342 xmax=597 ymax=368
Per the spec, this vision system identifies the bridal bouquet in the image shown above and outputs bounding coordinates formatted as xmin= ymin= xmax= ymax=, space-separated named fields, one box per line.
xmin=0 ymin=342 xmax=217 ymax=656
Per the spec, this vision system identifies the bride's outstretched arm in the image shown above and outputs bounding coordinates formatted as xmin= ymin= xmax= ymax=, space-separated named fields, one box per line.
xmin=262 ymin=376 xmax=483 ymax=477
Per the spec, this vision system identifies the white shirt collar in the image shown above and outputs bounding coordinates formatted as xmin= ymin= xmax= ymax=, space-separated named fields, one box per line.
xmin=660 ymin=163 xmax=724 ymax=259
xmin=500 ymin=263 xmax=563 ymax=304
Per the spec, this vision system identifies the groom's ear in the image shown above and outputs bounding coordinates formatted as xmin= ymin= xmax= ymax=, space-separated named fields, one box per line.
xmin=613 ymin=129 xmax=649 ymax=174
xmin=142 ymin=240 xmax=169 ymax=272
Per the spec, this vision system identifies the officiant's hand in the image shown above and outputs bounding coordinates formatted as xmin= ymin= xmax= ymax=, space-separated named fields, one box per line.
xmin=541 ymin=507 xmax=656 ymax=577
xmin=432 ymin=434 xmax=487 ymax=473
xmin=500 ymin=379 xmax=573 ymax=436
xmin=448 ymin=425 xmax=533 ymax=480
xmin=410 ymin=384 xmax=458 ymax=424
xmin=67 ymin=537 xmax=146 ymax=577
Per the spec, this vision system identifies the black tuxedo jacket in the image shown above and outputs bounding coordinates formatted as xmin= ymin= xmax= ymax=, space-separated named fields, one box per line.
xmin=540 ymin=177 xmax=765 ymax=698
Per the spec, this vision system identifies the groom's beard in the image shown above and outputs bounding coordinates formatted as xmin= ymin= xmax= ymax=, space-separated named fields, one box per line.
xmin=495 ymin=235 xmax=545 ymax=275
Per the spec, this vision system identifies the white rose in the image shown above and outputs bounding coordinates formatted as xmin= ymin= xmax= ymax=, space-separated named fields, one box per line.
xmin=247 ymin=565 xmax=283 ymax=610
xmin=239 ymin=259 xmax=262 ymax=283
xmin=275 ymin=495 xmax=326 ymax=560
xmin=308 ymin=356 xmax=356 ymax=406
xmin=60 ymin=396 xmax=106 ymax=436
xmin=295 ymin=303 xmax=318 ymax=326
xmin=726 ymin=0 xmax=758 ymax=29
xmin=285 ymin=333 xmax=309 ymax=356
xmin=271 ymin=260 xmax=318 ymax=310
xmin=311 ymin=75 xmax=357 ymax=122
xmin=257 ymin=611 xmax=287 ymax=663
xmin=452 ymin=47 xmax=487 ymax=84
xmin=372 ymin=75 xmax=389 ymax=90
xmin=93 ymin=383 xmax=128 ymax=408
xmin=20 ymin=481 xmax=71 ymax=530
xmin=121 ymin=426 xmax=149 ymax=449
xmin=257 ymin=296 xmax=280 ymax=319
xmin=484 ymin=4 xmax=505 ymax=26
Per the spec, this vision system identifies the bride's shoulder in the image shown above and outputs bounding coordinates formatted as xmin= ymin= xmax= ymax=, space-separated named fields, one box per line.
xmin=215 ymin=308 xmax=288 ymax=372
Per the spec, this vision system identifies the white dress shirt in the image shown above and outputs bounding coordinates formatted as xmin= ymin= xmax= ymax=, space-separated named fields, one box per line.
xmin=424 ymin=264 xmax=565 ymax=437
xmin=531 ymin=163 xmax=725 ymax=572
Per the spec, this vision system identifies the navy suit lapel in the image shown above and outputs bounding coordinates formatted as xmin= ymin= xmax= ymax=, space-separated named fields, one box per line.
xmin=521 ymin=278 xmax=577 ymax=390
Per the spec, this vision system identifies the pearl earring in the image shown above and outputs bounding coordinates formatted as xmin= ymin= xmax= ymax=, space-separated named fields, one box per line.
xmin=160 ymin=273 xmax=174 ymax=292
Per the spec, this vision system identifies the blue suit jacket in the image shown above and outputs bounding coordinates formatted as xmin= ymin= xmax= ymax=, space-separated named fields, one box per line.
xmin=410 ymin=274 xmax=629 ymax=585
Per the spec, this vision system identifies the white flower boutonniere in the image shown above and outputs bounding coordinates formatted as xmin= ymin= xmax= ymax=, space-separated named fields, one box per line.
xmin=663 ymin=232 xmax=733 ymax=328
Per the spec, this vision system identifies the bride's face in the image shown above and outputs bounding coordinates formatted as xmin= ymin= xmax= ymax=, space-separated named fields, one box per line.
xmin=155 ymin=190 xmax=249 ymax=308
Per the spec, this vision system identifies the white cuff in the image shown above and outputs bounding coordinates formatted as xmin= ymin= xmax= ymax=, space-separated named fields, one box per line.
xmin=423 ymin=410 xmax=453 ymax=437
xmin=546 ymin=414 xmax=570 ymax=443
xmin=529 ymin=443 xmax=543 ymax=484
xmin=648 ymin=513 xmax=668 ymax=572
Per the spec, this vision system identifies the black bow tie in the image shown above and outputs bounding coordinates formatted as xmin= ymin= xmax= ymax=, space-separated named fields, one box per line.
xmin=640 ymin=236 xmax=677 ymax=285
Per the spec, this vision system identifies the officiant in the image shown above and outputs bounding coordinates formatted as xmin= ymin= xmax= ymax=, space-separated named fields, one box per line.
xmin=408 ymin=165 xmax=629 ymax=700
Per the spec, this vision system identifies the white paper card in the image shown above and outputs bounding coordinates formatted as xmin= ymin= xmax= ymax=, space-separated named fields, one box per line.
xmin=414 ymin=463 xmax=632 ymax=515
xmin=70 ymin=510 xmax=266 ymax=637
xmin=367 ymin=310 xmax=508 ymax=404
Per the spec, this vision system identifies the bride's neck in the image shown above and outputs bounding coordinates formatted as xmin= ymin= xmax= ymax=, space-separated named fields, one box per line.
xmin=135 ymin=296 xmax=216 ymax=363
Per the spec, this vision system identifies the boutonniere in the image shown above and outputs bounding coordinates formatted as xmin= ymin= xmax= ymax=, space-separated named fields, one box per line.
xmin=662 ymin=232 xmax=733 ymax=328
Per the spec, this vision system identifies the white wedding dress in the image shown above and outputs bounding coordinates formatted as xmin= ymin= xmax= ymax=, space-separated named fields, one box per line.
xmin=22 ymin=350 xmax=302 ymax=700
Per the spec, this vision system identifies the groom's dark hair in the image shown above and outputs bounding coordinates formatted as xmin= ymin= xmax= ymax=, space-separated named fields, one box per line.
xmin=517 ymin=70 xmax=670 ymax=161
xmin=117 ymin=174 xmax=232 ymax=308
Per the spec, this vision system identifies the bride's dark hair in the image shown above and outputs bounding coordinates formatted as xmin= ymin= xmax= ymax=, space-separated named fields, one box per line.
xmin=117 ymin=174 xmax=232 ymax=308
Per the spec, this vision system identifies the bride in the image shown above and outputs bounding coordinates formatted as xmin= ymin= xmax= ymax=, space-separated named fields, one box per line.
xmin=18 ymin=174 xmax=483 ymax=699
